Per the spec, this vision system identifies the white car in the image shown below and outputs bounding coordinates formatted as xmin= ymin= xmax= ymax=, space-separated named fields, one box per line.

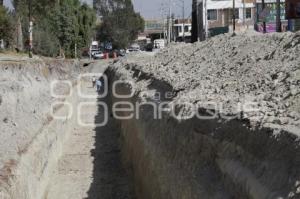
xmin=128 ymin=44 xmax=140 ymax=52
xmin=93 ymin=51 xmax=104 ymax=59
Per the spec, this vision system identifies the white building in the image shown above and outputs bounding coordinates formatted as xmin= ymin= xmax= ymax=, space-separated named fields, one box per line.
xmin=204 ymin=0 xmax=256 ymax=34
xmin=173 ymin=19 xmax=192 ymax=42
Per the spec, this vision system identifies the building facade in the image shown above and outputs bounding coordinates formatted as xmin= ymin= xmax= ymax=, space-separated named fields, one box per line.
xmin=173 ymin=19 xmax=192 ymax=42
xmin=206 ymin=0 xmax=256 ymax=35
xmin=255 ymin=0 xmax=288 ymax=32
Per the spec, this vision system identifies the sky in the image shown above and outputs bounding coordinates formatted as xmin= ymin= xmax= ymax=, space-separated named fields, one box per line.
xmin=4 ymin=0 xmax=13 ymax=9
xmin=133 ymin=0 xmax=192 ymax=19
xmin=4 ymin=0 xmax=192 ymax=19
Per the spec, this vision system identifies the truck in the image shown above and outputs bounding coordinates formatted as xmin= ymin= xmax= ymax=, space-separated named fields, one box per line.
xmin=90 ymin=41 xmax=99 ymax=57
xmin=153 ymin=39 xmax=166 ymax=49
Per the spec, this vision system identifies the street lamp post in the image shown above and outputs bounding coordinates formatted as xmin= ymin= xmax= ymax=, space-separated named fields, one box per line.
xmin=28 ymin=0 xmax=33 ymax=58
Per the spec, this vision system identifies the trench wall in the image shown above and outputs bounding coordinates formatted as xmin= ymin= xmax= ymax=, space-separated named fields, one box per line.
xmin=107 ymin=66 xmax=300 ymax=199
xmin=0 ymin=60 xmax=81 ymax=199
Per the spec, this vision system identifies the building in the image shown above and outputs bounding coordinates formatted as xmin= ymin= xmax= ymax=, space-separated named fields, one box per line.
xmin=205 ymin=0 xmax=256 ymax=35
xmin=255 ymin=0 xmax=288 ymax=32
xmin=173 ymin=19 xmax=192 ymax=42
xmin=143 ymin=19 xmax=167 ymax=40
xmin=136 ymin=19 xmax=166 ymax=49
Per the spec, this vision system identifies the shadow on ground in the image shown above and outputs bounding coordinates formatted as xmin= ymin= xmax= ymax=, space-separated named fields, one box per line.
xmin=86 ymin=88 xmax=136 ymax=199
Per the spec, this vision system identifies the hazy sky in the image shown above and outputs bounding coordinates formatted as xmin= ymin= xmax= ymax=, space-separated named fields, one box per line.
xmin=133 ymin=0 xmax=192 ymax=19
xmin=4 ymin=0 xmax=192 ymax=19
xmin=4 ymin=0 xmax=13 ymax=9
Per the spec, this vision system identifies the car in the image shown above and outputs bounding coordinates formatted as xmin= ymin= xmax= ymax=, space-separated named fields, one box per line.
xmin=128 ymin=44 xmax=140 ymax=52
xmin=93 ymin=51 xmax=104 ymax=59
xmin=145 ymin=43 xmax=153 ymax=52
xmin=117 ymin=49 xmax=126 ymax=57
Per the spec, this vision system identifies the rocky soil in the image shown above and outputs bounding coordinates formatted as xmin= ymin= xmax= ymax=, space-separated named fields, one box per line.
xmin=116 ymin=31 xmax=300 ymax=136
xmin=107 ymin=31 xmax=300 ymax=199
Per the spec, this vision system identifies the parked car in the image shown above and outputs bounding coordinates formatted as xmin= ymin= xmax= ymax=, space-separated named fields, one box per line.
xmin=145 ymin=43 xmax=153 ymax=52
xmin=93 ymin=51 xmax=104 ymax=59
xmin=128 ymin=44 xmax=140 ymax=52
xmin=117 ymin=49 xmax=126 ymax=57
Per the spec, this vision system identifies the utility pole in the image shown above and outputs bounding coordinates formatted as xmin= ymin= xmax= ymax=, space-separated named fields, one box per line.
xmin=198 ymin=0 xmax=204 ymax=41
xmin=233 ymin=0 xmax=236 ymax=32
xmin=276 ymin=0 xmax=281 ymax=32
xmin=243 ymin=0 xmax=245 ymax=27
xmin=191 ymin=0 xmax=198 ymax=42
xmin=262 ymin=0 xmax=266 ymax=33
xmin=167 ymin=0 xmax=172 ymax=44
xmin=171 ymin=13 xmax=175 ymax=41
xmin=204 ymin=0 xmax=208 ymax=38
xmin=28 ymin=0 xmax=33 ymax=58
xmin=160 ymin=4 xmax=166 ymax=40
xmin=182 ymin=0 xmax=185 ymax=42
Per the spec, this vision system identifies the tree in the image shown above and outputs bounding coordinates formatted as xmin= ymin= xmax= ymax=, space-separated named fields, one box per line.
xmin=95 ymin=0 xmax=144 ymax=49
xmin=51 ymin=0 xmax=96 ymax=57
xmin=12 ymin=0 xmax=96 ymax=57
xmin=0 ymin=6 xmax=14 ymax=47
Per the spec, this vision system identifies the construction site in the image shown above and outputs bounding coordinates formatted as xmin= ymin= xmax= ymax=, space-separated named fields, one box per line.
xmin=1 ymin=0 xmax=300 ymax=198
xmin=0 ymin=30 xmax=299 ymax=198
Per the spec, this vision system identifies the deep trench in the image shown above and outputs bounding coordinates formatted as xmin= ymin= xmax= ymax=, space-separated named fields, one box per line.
xmin=103 ymin=68 xmax=300 ymax=199
xmin=86 ymin=88 xmax=136 ymax=199
xmin=41 ymin=67 xmax=300 ymax=199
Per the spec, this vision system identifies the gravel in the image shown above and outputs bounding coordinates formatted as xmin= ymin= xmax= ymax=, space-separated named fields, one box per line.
xmin=114 ymin=31 xmax=300 ymax=136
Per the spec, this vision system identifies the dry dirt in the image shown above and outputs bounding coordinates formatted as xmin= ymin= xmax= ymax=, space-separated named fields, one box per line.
xmin=115 ymin=31 xmax=300 ymax=135
xmin=45 ymin=80 xmax=135 ymax=199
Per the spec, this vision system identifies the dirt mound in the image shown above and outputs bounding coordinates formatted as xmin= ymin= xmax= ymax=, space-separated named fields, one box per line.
xmin=117 ymin=31 xmax=300 ymax=135
xmin=108 ymin=31 xmax=300 ymax=199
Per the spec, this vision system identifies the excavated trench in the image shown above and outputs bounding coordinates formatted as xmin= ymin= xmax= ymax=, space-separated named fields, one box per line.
xmin=105 ymin=66 xmax=300 ymax=199
xmin=0 ymin=56 xmax=300 ymax=199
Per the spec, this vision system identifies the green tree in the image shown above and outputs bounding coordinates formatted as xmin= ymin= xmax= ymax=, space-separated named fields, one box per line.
xmin=51 ymin=0 xmax=96 ymax=57
xmin=33 ymin=17 xmax=60 ymax=57
xmin=12 ymin=0 xmax=96 ymax=57
xmin=0 ymin=6 xmax=14 ymax=48
xmin=95 ymin=0 xmax=144 ymax=49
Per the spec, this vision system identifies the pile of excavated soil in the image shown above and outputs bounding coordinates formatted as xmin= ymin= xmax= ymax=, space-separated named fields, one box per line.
xmin=116 ymin=31 xmax=300 ymax=135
